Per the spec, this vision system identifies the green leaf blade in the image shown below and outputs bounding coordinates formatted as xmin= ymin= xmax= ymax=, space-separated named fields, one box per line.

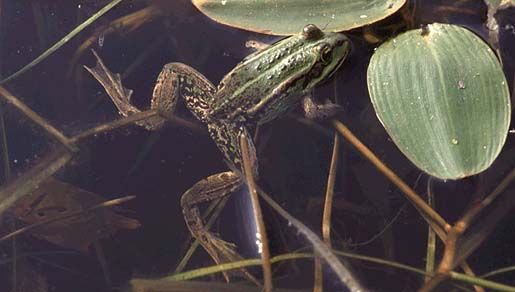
xmin=367 ymin=23 xmax=511 ymax=179
xmin=192 ymin=0 xmax=406 ymax=35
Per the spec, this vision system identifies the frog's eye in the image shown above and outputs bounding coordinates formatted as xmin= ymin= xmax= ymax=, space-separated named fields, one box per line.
xmin=319 ymin=44 xmax=332 ymax=64
xmin=302 ymin=24 xmax=323 ymax=40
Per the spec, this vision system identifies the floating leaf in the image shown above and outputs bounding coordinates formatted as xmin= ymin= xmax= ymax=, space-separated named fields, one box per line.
xmin=13 ymin=177 xmax=140 ymax=252
xmin=192 ymin=0 xmax=406 ymax=35
xmin=367 ymin=23 xmax=511 ymax=179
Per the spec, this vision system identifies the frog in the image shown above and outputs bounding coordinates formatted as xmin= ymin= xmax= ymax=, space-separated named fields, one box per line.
xmin=87 ymin=24 xmax=350 ymax=281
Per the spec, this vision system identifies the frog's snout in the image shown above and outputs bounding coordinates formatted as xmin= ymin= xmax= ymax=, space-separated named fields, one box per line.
xmin=333 ymin=34 xmax=351 ymax=59
xmin=335 ymin=34 xmax=350 ymax=47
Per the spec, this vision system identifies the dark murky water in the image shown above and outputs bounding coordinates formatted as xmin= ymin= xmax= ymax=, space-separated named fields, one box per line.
xmin=0 ymin=1 xmax=514 ymax=291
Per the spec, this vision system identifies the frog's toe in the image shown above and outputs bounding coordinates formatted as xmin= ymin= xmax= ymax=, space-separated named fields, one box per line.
xmin=303 ymin=97 xmax=344 ymax=120
xmin=201 ymin=232 xmax=260 ymax=284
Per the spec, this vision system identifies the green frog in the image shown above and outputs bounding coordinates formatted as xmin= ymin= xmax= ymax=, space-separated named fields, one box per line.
xmin=88 ymin=24 xmax=350 ymax=281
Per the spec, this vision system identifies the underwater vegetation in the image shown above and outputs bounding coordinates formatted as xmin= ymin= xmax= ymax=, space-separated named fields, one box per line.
xmin=0 ymin=1 xmax=514 ymax=291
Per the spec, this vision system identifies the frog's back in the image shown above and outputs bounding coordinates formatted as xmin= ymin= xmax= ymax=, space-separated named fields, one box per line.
xmin=207 ymin=25 xmax=351 ymax=124
xmin=210 ymin=35 xmax=316 ymax=120
xmin=218 ymin=36 xmax=305 ymax=89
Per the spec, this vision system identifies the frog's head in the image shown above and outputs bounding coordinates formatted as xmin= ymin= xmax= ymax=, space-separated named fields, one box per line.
xmin=300 ymin=24 xmax=350 ymax=89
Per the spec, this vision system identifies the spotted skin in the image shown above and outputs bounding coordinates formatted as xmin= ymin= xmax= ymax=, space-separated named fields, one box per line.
xmin=207 ymin=121 xmax=257 ymax=175
xmin=151 ymin=62 xmax=215 ymax=125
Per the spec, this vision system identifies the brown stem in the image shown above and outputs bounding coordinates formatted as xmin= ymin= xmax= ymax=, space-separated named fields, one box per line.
xmin=0 ymin=148 xmax=72 ymax=217
xmin=0 ymin=86 xmax=76 ymax=152
xmin=70 ymin=110 xmax=159 ymax=143
xmin=331 ymin=119 xmax=482 ymax=289
xmin=322 ymin=134 xmax=340 ymax=246
xmin=0 ymin=195 xmax=135 ymax=242
xmin=332 ymin=120 xmax=449 ymax=234
xmin=256 ymin=186 xmax=366 ymax=291
xmin=240 ymin=134 xmax=273 ymax=292
xmin=423 ymin=167 xmax=515 ymax=291
xmin=314 ymin=133 xmax=341 ymax=292
xmin=425 ymin=178 xmax=436 ymax=283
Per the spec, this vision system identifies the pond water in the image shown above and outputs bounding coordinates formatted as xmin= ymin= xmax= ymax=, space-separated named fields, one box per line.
xmin=0 ymin=1 xmax=514 ymax=291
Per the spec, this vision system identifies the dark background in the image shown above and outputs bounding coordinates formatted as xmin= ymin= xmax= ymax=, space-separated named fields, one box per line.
xmin=0 ymin=0 xmax=514 ymax=291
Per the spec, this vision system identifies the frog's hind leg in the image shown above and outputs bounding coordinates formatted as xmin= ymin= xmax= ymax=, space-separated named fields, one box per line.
xmin=151 ymin=62 xmax=216 ymax=129
xmin=181 ymin=171 xmax=259 ymax=284
xmin=182 ymin=121 xmax=259 ymax=283
xmin=86 ymin=53 xmax=216 ymax=130
xmin=85 ymin=51 xmax=143 ymax=117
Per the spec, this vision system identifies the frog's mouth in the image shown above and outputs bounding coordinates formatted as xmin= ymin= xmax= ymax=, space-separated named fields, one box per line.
xmin=325 ymin=41 xmax=352 ymax=81
xmin=302 ymin=47 xmax=351 ymax=90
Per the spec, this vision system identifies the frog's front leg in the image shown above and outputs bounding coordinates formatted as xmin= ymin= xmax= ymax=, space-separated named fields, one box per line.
xmin=245 ymin=39 xmax=270 ymax=52
xmin=181 ymin=171 xmax=259 ymax=284
xmin=302 ymin=95 xmax=344 ymax=120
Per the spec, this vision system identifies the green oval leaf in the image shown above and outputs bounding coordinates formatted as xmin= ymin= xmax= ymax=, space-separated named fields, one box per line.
xmin=367 ymin=23 xmax=511 ymax=179
xmin=192 ymin=0 xmax=406 ymax=35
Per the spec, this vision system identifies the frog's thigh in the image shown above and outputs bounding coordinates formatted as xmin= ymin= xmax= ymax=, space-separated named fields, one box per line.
xmin=180 ymin=171 xmax=242 ymax=248
xmin=207 ymin=121 xmax=258 ymax=177
xmin=180 ymin=171 xmax=245 ymax=279
xmin=151 ymin=63 xmax=216 ymax=123
xmin=180 ymin=171 xmax=242 ymax=208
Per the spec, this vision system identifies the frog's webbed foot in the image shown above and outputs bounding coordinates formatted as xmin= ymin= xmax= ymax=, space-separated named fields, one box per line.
xmin=240 ymin=39 xmax=272 ymax=62
xmin=245 ymin=40 xmax=270 ymax=52
xmin=302 ymin=95 xmax=344 ymax=121
xmin=85 ymin=50 xmax=140 ymax=116
xmin=85 ymin=50 xmax=164 ymax=130
xmin=181 ymin=171 xmax=259 ymax=284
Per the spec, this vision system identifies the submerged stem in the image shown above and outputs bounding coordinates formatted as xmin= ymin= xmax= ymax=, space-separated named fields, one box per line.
xmin=240 ymin=134 xmax=273 ymax=292
xmin=0 ymin=0 xmax=124 ymax=85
